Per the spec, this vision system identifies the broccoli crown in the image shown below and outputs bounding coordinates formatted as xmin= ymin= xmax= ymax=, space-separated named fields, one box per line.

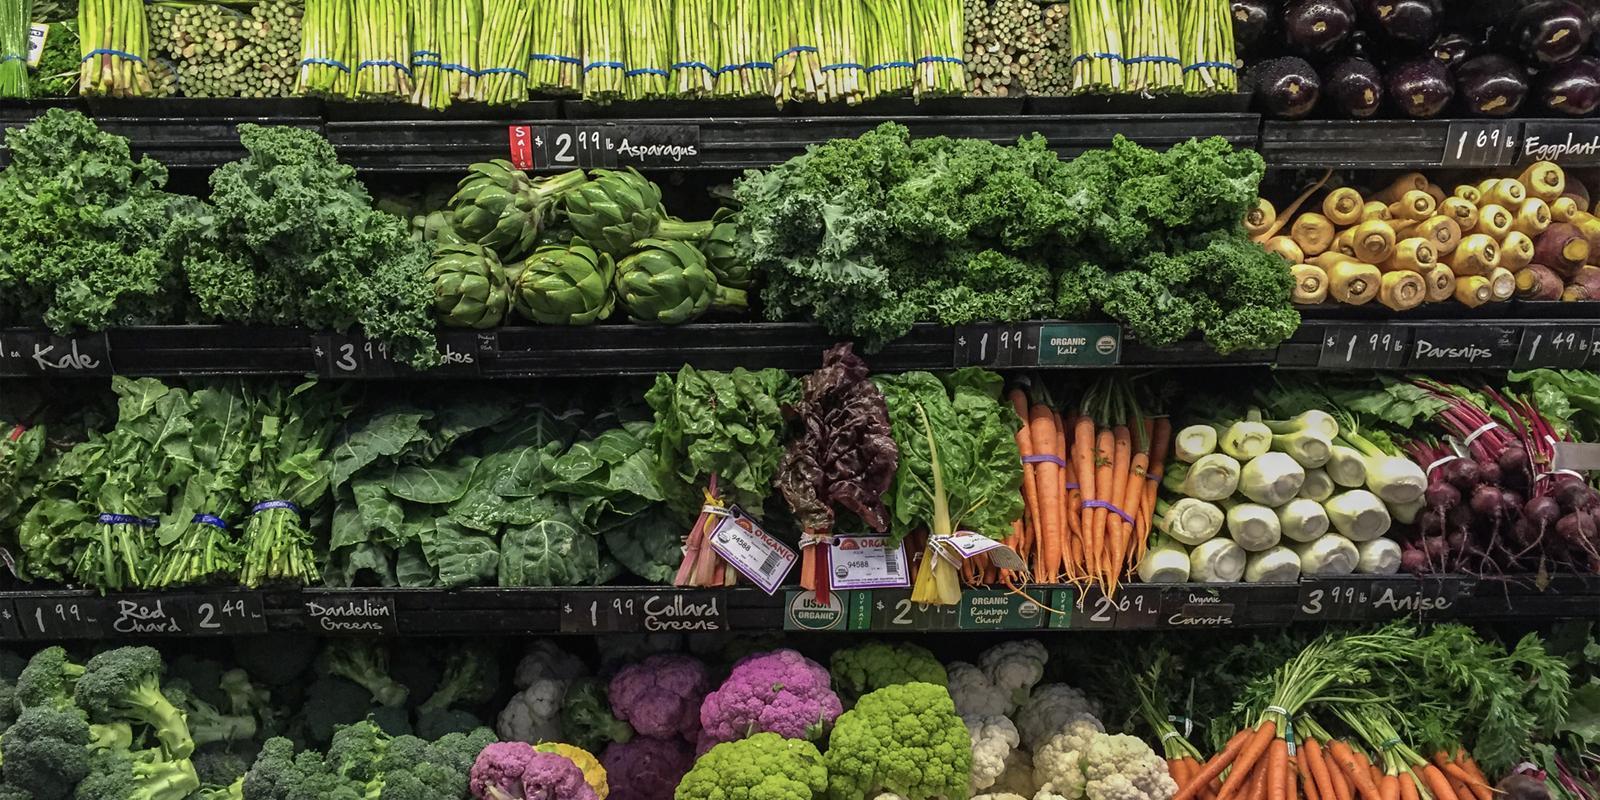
xmin=1 ymin=706 xmax=92 ymax=800
xmin=165 ymin=681 xmax=258 ymax=749
xmin=368 ymin=704 xmax=413 ymax=738
xmin=318 ymin=642 xmax=409 ymax=708
xmin=325 ymin=720 xmax=389 ymax=788
xmin=73 ymin=746 xmax=201 ymax=800
xmin=828 ymin=642 xmax=948 ymax=703
xmin=414 ymin=707 xmax=481 ymax=741
xmin=241 ymin=737 xmax=365 ymax=800
xmin=418 ymin=645 xmax=499 ymax=715
xmin=299 ymin=677 xmax=373 ymax=747
xmin=167 ymin=655 xmax=229 ymax=710
xmin=560 ymin=678 xmax=635 ymax=754
xmin=17 ymin=646 xmax=85 ymax=714
xmin=230 ymin=635 xmax=317 ymax=688
xmin=824 ymin=682 xmax=971 ymax=800
xmin=74 ymin=647 xmax=194 ymax=760
xmin=193 ymin=746 xmax=254 ymax=787
xmin=676 ymin=732 xmax=827 ymax=800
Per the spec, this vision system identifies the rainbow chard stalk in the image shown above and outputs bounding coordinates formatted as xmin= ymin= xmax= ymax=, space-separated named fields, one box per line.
xmin=528 ymin=0 xmax=578 ymax=94
xmin=673 ymin=0 xmax=714 ymax=98
xmin=1179 ymin=0 xmax=1237 ymax=95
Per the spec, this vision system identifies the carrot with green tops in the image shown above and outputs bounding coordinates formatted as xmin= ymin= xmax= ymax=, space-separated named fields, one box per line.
xmin=1090 ymin=427 xmax=1115 ymax=583
xmin=1175 ymin=728 xmax=1252 ymax=800
xmin=1030 ymin=404 xmax=1061 ymax=581
xmin=1418 ymin=765 xmax=1461 ymax=800
xmin=1327 ymin=741 xmax=1382 ymax=800
xmin=1250 ymin=761 xmax=1272 ymax=800
xmin=1432 ymin=754 xmax=1491 ymax=800
xmin=1116 ymin=432 xmax=1148 ymax=583
xmin=1398 ymin=773 xmax=1419 ymax=800
xmin=1105 ymin=424 xmax=1133 ymax=590
xmin=1267 ymin=739 xmax=1290 ymax=800
xmin=1054 ymin=408 xmax=1071 ymax=573
xmin=1379 ymin=774 xmax=1399 ymax=800
xmin=1328 ymin=760 xmax=1353 ymax=800
xmin=1011 ymin=389 xmax=1043 ymax=554
xmin=1302 ymin=739 xmax=1339 ymax=800
xmin=1070 ymin=414 xmax=1097 ymax=582
xmin=1217 ymin=720 xmax=1280 ymax=800
xmin=1297 ymin=752 xmax=1321 ymax=800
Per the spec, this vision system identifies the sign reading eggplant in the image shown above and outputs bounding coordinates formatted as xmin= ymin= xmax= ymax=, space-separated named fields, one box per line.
xmin=1520 ymin=122 xmax=1600 ymax=166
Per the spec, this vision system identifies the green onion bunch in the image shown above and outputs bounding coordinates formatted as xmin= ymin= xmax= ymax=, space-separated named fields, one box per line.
xmin=862 ymin=0 xmax=911 ymax=100
xmin=772 ymin=0 xmax=820 ymax=105
xmin=816 ymin=0 xmax=860 ymax=104
xmin=77 ymin=0 xmax=153 ymax=96
xmin=1068 ymin=0 xmax=1121 ymax=92
xmin=0 ymin=0 xmax=30 ymax=98
xmin=910 ymin=0 xmax=964 ymax=97
xmin=1179 ymin=0 xmax=1234 ymax=95
xmin=623 ymin=0 xmax=668 ymax=99
xmin=475 ymin=0 xmax=530 ymax=104
xmin=296 ymin=0 xmax=351 ymax=97
xmin=351 ymin=0 xmax=410 ymax=100
xmin=711 ymin=0 xmax=771 ymax=98
xmin=528 ymin=0 xmax=577 ymax=94
xmin=672 ymin=0 xmax=714 ymax=97
xmin=1123 ymin=0 xmax=1180 ymax=93
xmin=580 ymin=0 xmax=623 ymax=101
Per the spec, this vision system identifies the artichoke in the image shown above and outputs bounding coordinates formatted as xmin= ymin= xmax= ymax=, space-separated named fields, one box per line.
xmin=410 ymin=210 xmax=462 ymax=247
xmin=512 ymin=240 xmax=617 ymax=326
xmin=428 ymin=243 xmax=512 ymax=328
xmin=700 ymin=214 xmax=751 ymax=290
xmin=564 ymin=168 xmax=667 ymax=257
xmin=614 ymin=238 xmax=748 ymax=325
xmin=449 ymin=161 xmax=587 ymax=261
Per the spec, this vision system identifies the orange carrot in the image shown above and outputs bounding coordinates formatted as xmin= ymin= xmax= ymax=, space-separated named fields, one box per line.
xmin=1090 ymin=428 xmax=1115 ymax=582
xmin=1011 ymin=389 xmax=1043 ymax=556
xmin=1297 ymin=753 xmax=1321 ymax=800
xmin=1172 ymin=758 xmax=1191 ymax=785
xmin=1454 ymin=751 xmax=1489 ymax=787
xmin=1432 ymin=754 xmax=1491 ymax=800
xmin=1030 ymin=405 xmax=1061 ymax=581
xmin=1303 ymin=740 xmax=1339 ymax=800
xmin=1219 ymin=721 xmax=1281 ymax=800
xmin=1116 ymin=447 xmax=1148 ymax=582
xmin=1268 ymin=739 xmax=1290 ymax=800
xmin=1251 ymin=762 xmax=1272 ymax=800
xmin=1328 ymin=756 xmax=1353 ymax=800
xmin=1053 ymin=409 xmax=1070 ymax=578
xmin=1070 ymin=415 xmax=1097 ymax=582
xmin=1328 ymin=741 xmax=1382 ymax=800
xmin=1419 ymin=765 xmax=1462 ymax=800
xmin=1143 ymin=416 xmax=1172 ymax=535
xmin=1379 ymin=774 xmax=1400 ymax=800
xmin=1177 ymin=729 xmax=1252 ymax=800
xmin=1399 ymin=773 xmax=1419 ymax=800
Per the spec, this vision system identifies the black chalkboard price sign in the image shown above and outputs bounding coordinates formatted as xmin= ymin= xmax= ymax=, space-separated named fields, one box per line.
xmin=1441 ymin=121 xmax=1520 ymax=168
xmin=1515 ymin=326 xmax=1593 ymax=370
xmin=185 ymin=594 xmax=268 ymax=635
xmin=560 ymin=592 xmax=643 ymax=633
xmin=313 ymin=332 xmax=396 ymax=378
xmin=16 ymin=596 xmax=106 ymax=639
xmin=1318 ymin=326 xmax=1408 ymax=369
xmin=0 ymin=600 xmax=24 ymax=641
xmin=1408 ymin=326 xmax=1519 ymax=369
xmin=303 ymin=594 xmax=397 ymax=634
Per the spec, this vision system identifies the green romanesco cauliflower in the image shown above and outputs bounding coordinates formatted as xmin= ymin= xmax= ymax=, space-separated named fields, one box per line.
xmin=824 ymin=682 xmax=970 ymax=800
xmin=675 ymin=732 xmax=827 ymax=800
xmin=1082 ymin=733 xmax=1178 ymax=800
xmin=829 ymin=642 xmax=948 ymax=704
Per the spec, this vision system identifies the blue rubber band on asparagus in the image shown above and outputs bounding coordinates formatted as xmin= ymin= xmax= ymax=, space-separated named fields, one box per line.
xmin=82 ymin=48 xmax=145 ymax=64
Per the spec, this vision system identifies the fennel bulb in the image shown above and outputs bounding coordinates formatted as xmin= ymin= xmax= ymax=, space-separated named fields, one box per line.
xmin=1189 ymin=538 xmax=1246 ymax=582
xmin=1324 ymin=489 xmax=1392 ymax=542
xmin=1226 ymin=502 xmax=1282 ymax=552
xmin=1298 ymin=468 xmax=1335 ymax=502
xmin=1292 ymin=533 xmax=1359 ymax=576
xmin=1239 ymin=452 xmax=1306 ymax=507
xmin=1158 ymin=497 xmax=1225 ymax=546
xmin=1245 ymin=545 xmax=1302 ymax=583
xmin=1276 ymin=497 xmax=1330 ymax=543
xmin=1356 ymin=538 xmax=1402 ymax=575
xmin=1174 ymin=424 xmax=1218 ymax=463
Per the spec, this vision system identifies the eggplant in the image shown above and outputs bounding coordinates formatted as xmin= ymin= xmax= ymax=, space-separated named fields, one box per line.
xmin=1360 ymin=0 xmax=1442 ymax=51
xmin=1454 ymin=54 xmax=1530 ymax=116
xmin=1325 ymin=58 xmax=1384 ymax=116
xmin=1284 ymin=0 xmax=1357 ymax=56
xmin=1231 ymin=0 xmax=1280 ymax=55
xmin=1506 ymin=1 xmax=1593 ymax=65
xmin=1387 ymin=57 xmax=1455 ymax=117
xmin=1430 ymin=32 xmax=1477 ymax=70
xmin=1538 ymin=54 xmax=1600 ymax=114
xmin=1247 ymin=57 xmax=1323 ymax=118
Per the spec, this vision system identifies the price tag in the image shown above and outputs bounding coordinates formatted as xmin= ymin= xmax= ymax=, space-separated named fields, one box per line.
xmin=508 ymin=125 xmax=544 ymax=170
xmin=16 ymin=596 xmax=105 ymax=639
xmin=1114 ymin=585 xmax=1166 ymax=629
xmin=560 ymin=592 xmax=643 ymax=633
xmin=1441 ymin=121 xmax=1520 ymax=167
xmin=1408 ymin=326 xmax=1520 ymax=369
xmin=0 ymin=599 xmax=24 ymax=640
xmin=1515 ymin=326 xmax=1593 ymax=369
xmin=709 ymin=507 xmax=797 ymax=595
xmin=867 ymin=589 xmax=961 ymax=631
xmin=1162 ymin=587 xmax=1240 ymax=627
xmin=107 ymin=596 xmax=189 ymax=635
xmin=1295 ymin=579 xmax=1376 ymax=621
xmin=1037 ymin=323 xmax=1121 ymax=367
xmin=1519 ymin=121 xmax=1600 ymax=166
xmin=611 ymin=124 xmax=701 ymax=167
xmin=955 ymin=325 xmax=1039 ymax=367
xmin=782 ymin=590 xmax=852 ymax=631
xmin=313 ymin=332 xmax=395 ymax=378
xmin=828 ymin=535 xmax=910 ymax=591
xmin=1068 ymin=586 xmax=1120 ymax=629
xmin=185 ymin=594 xmax=267 ymax=635
xmin=573 ymin=125 xmax=617 ymax=168
xmin=1317 ymin=326 xmax=1408 ymax=369
xmin=1298 ymin=577 xmax=1471 ymax=620
xmin=25 ymin=23 xmax=47 ymax=68
xmin=0 ymin=332 xmax=114 ymax=375
xmin=303 ymin=594 xmax=397 ymax=634
xmin=958 ymin=590 xmax=1048 ymax=630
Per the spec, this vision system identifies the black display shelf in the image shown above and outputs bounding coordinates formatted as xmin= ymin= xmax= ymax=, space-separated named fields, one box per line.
xmin=1259 ymin=117 xmax=1600 ymax=170
xmin=0 ymin=576 xmax=1593 ymax=639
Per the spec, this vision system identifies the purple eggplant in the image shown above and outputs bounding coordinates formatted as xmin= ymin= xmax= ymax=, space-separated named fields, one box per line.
xmin=1325 ymin=57 xmax=1384 ymax=116
xmin=1506 ymin=1 xmax=1593 ymax=65
xmin=1284 ymin=0 xmax=1357 ymax=55
xmin=1231 ymin=0 xmax=1279 ymax=55
xmin=1430 ymin=32 xmax=1477 ymax=69
xmin=1360 ymin=0 xmax=1442 ymax=51
xmin=1387 ymin=57 xmax=1456 ymax=117
xmin=1539 ymin=54 xmax=1600 ymax=114
xmin=1455 ymin=53 xmax=1530 ymax=116
xmin=1247 ymin=56 xmax=1323 ymax=118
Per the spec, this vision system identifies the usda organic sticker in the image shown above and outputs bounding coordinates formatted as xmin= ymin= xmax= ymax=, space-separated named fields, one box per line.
xmin=1037 ymin=323 xmax=1120 ymax=366
xmin=783 ymin=590 xmax=848 ymax=631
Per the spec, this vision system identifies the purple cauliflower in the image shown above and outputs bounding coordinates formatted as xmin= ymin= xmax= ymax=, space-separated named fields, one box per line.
xmin=607 ymin=653 xmax=709 ymax=740
xmin=601 ymin=736 xmax=693 ymax=800
xmin=519 ymin=751 xmax=598 ymax=800
xmin=470 ymin=742 xmax=537 ymax=800
xmin=698 ymin=648 xmax=842 ymax=747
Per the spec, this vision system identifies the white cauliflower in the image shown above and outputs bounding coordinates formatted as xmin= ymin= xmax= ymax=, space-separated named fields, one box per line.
xmin=966 ymin=714 xmax=1021 ymax=793
xmin=1017 ymin=684 xmax=1103 ymax=751
xmin=948 ymin=661 xmax=1012 ymax=718
xmin=872 ymin=794 xmax=910 ymax=800
xmin=975 ymin=795 xmax=1029 ymax=800
xmin=993 ymin=748 xmax=1036 ymax=796
xmin=496 ymin=677 xmax=565 ymax=743
xmin=980 ymin=640 xmax=1048 ymax=708
xmin=1031 ymin=713 xmax=1103 ymax=800
xmin=512 ymin=640 xmax=588 ymax=690
xmin=1082 ymin=733 xmax=1178 ymax=800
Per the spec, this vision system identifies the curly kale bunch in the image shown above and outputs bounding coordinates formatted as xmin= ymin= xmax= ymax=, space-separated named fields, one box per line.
xmin=0 ymin=109 xmax=189 ymax=331
xmin=179 ymin=125 xmax=438 ymax=367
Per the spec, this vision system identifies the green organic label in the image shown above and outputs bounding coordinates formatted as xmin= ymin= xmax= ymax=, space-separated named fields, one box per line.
xmin=958 ymin=590 xmax=1048 ymax=630
xmin=1037 ymin=324 xmax=1120 ymax=366
xmin=783 ymin=590 xmax=849 ymax=631
xmin=1047 ymin=588 xmax=1075 ymax=629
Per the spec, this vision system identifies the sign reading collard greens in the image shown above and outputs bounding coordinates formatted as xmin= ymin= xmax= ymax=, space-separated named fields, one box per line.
xmin=322 ymin=390 xmax=670 ymax=589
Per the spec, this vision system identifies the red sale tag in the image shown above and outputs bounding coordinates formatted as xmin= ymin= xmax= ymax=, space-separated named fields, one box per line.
xmin=508 ymin=126 xmax=535 ymax=169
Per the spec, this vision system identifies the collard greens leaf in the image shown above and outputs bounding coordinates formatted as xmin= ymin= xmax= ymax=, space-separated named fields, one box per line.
xmin=601 ymin=506 xmax=682 ymax=584
xmin=330 ymin=410 xmax=430 ymax=488
xmin=423 ymin=519 xmax=500 ymax=589
xmin=500 ymin=502 xmax=601 ymax=587
xmin=385 ymin=457 xmax=478 ymax=504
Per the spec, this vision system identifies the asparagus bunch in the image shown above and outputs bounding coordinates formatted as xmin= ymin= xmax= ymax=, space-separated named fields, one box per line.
xmin=1068 ymin=0 xmax=1122 ymax=92
xmin=528 ymin=0 xmax=577 ymax=94
xmin=1123 ymin=0 xmax=1180 ymax=93
xmin=816 ymin=0 xmax=860 ymax=104
xmin=475 ymin=0 xmax=531 ymax=104
xmin=580 ymin=0 xmax=623 ymax=101
xmin=712 ymin=0 xmax=770 ymax=98
xmin=1178 ymin=0 xmax=1234 ymax=94
xmin=237 ymin=0 xmax=301 ymax=97
xmin=148 ymin=52 xmax=179 ymax=96
xmin=351 ymin=0 xmax=410 ymax=99
xmin=0 ymin=0 xmax=29 ymax=98
xmin=772 ymin=0 xmax=821 ymax=104
xmin=297 ymin=0 xmax=351 ymax=97
xmin=672 ymin=0 xmax=714 ymax=97
xmin=77 ymin=0 xmax=152 ymax=96
xmin=862 ymin=0 xmax=912 ymax=100
xmin=435 ymin=0 xmax=478 ymax=101
xmin=623 ymin=0 xmax=668 ymax=99
xmin=148 ymin=2 xmax=296 ymax=98
xmin=911 ymin=0 xmax=965 ymax=97
xmin=408 ymin=0 xmax=445 ymax=107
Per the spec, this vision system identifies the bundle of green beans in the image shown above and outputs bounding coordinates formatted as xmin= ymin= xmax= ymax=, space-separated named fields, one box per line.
xmin=0 ymin=0 xmax=29 ymax=98
xmin=672 ymin=0 xmax=713 ymax=98
xmin=1123 ymin=0 xmax=1180 ymax=93
xmin=1067 ymin=0 xmax=1121 ymax=92
xmin=408 ymin=0 xmax=445 ymax=108
xmin=816 ymin=0 xmax=860 ymax=104
xmin=528 ymin=0 xmax=577 ymax=94
xmin=78 ymin=0 xmax=152 ymax=96
xmin=1179 ymin=0 xmax=1234 ymax=95
xmin=623 ymin=0 xmax=668 ymax=99
xmin=351 ymin=0 xmax=410 ymax=99
xmin=475 ymin=0 xmax=530 ymax=104
xmin=772 ymin=0 xmax=820 ymax=105
xmin=296 ymin=0 xmax=351 ymax=97
xmin=862 ymin=0 xmax=911 ymax=100
xmin=910 ymin=0 xmax=964 ymax=97
xmin=711 ymin=0 xmax=770 ymax=99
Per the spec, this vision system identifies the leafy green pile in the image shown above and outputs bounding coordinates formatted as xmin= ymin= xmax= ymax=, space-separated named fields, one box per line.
xmin=736 ymin=123 xmax=1295 ymax=353
xmin=0 ymin=109 xmax=190 ymax=331
xmin=175 ymin=125 xmax=438 ymax=367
